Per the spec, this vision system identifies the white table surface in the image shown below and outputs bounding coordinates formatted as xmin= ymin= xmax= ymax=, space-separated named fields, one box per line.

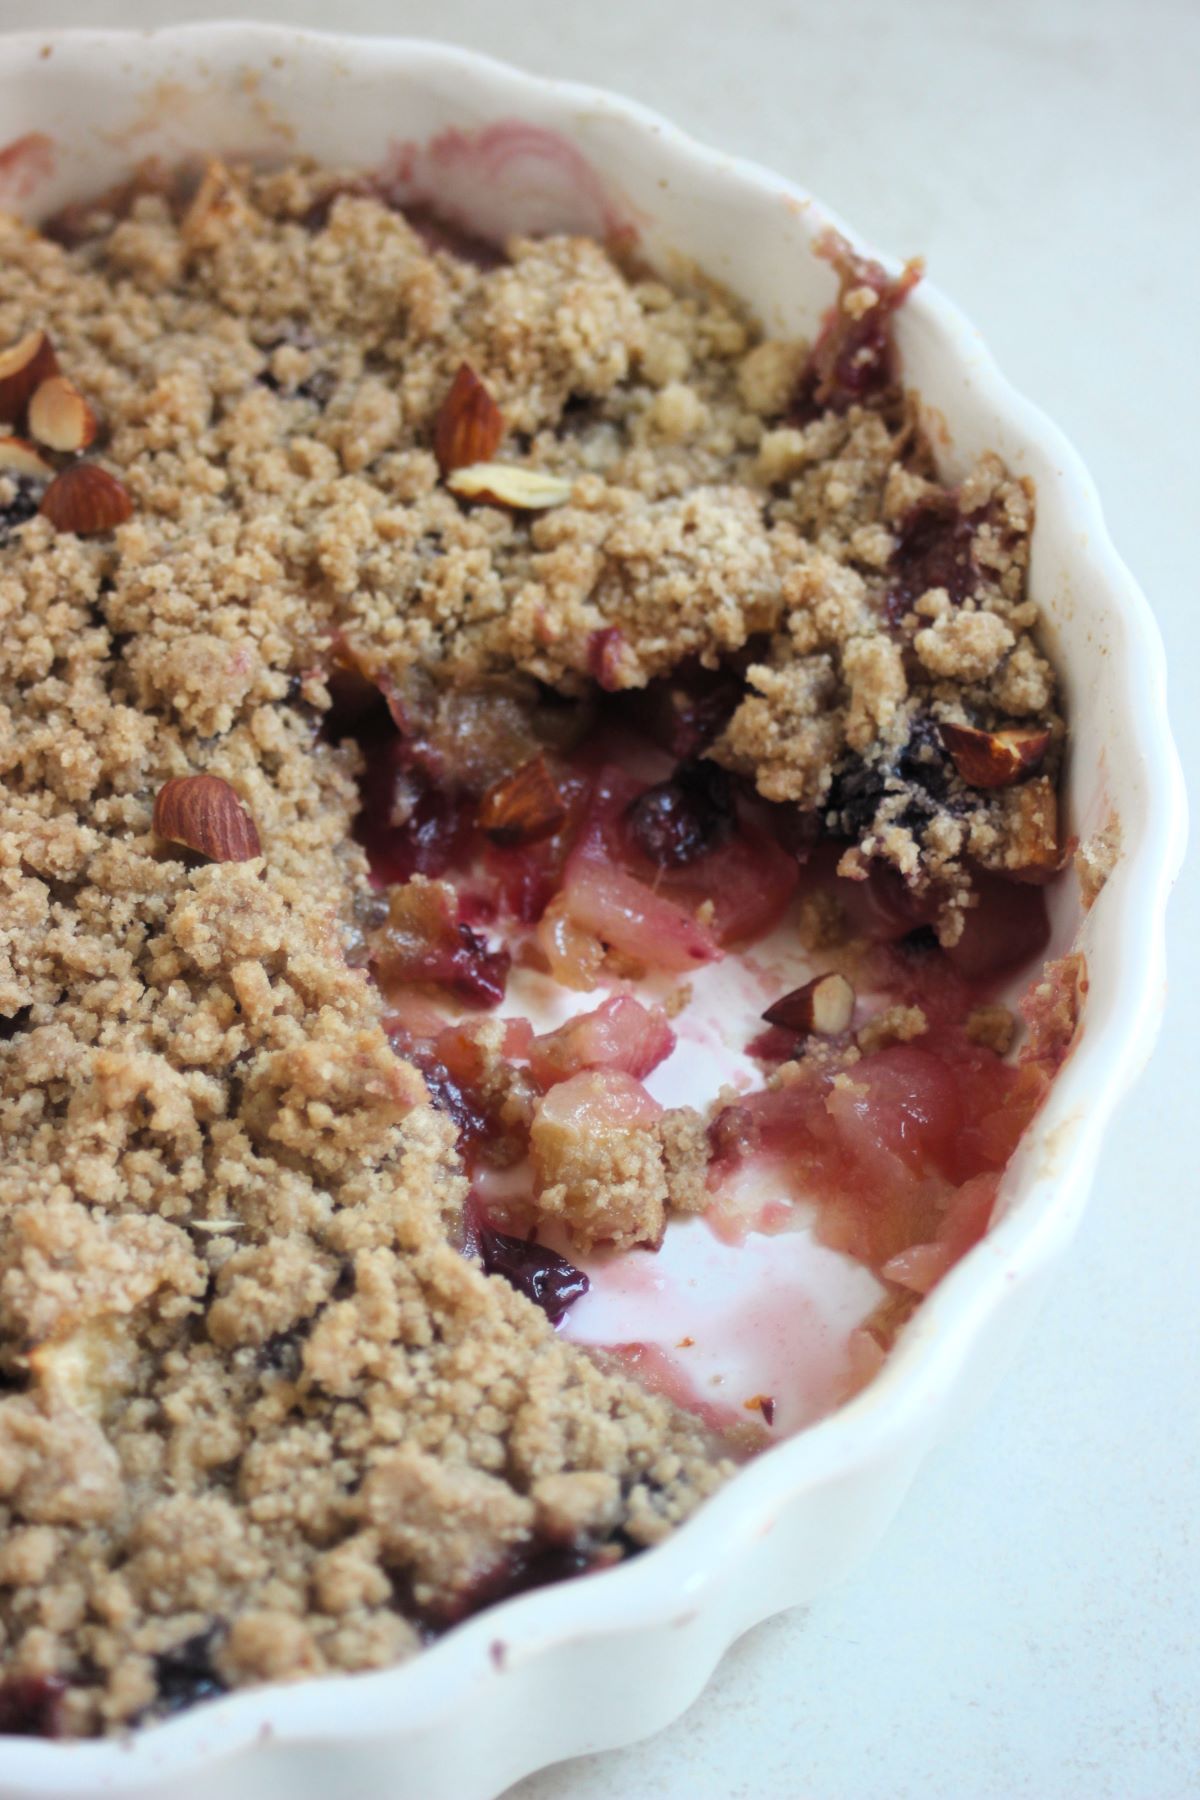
xmin=13 ymin=3 xmax=1199 ymax=1795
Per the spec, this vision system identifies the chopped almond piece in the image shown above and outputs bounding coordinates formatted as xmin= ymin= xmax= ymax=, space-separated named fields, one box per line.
xmin=763 ymin=972 xmax=855 ymax=1037
xmin=152 ymin=774 xmax=262 ymax=863
xmin=0 ymin=327 xmax=58 ymax=424
xmin=939 ymin=720 xmax=1050 ymax=789
xmin=447 ymin=462 xmax=573 ymax=510
xmin=434 ymin=362 xmax=505 ymax=475
xmin=28 ymin=375 xmax=97 ymax=453
xmin=0 ymin=434 xmax=54 ymax=480
xmin=39 ymin=462 xmax=132 ymax=535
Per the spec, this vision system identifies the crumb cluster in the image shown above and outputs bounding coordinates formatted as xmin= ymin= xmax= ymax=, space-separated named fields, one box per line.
xmin=0 ymin=161 xmax=1060 ymax=1734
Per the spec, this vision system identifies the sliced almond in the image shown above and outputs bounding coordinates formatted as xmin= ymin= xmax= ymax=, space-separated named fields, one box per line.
xmin=28 ymin=374 xmax=97 ymax=453
xmin=153 ymin=773 xmax=262 ymax=863
xmin=939 ymin=720 xmax=1050 ymax=789
xmin=477 ymin=754 xmax=568 ymax=847
xmin=39 ymin=462 xmax=132 ymax=535
xmin=447 ymin=461 xmax=573 ymax=511
xmin=434 ymin=361 xmax=505 ymax=475
xmin=763 ymin=971 xmax=855 ymax=1037
xmin=0 ymin=434 xmax=54 ymax=480
xmin=0 ymin=328 xmax=58 ymax=424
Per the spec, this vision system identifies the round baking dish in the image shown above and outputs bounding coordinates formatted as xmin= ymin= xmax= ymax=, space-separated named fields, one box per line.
xmin=0 ymin=25 xmax=1185 ymax=1800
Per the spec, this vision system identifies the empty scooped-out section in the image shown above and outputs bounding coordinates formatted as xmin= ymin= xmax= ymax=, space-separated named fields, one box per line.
xmin=502 ymin=917 xmax=888 ymax=1436
xmin=488 ymin=882 xmax=1059 ymax=1438
xmin=562 ymin=1221 xmax=884 ymax=1438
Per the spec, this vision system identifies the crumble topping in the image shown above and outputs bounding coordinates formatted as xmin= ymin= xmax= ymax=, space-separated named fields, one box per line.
xmin=855 ymin=1003 xmax=927 ymax=1057
xmin=965 ymin=1004 xmax=1018 ymax=1057
xmin=0 ymin=160 xmax=1064 ymax=1735
xmin=1075 ymin=813 xmax=1121 ymax=909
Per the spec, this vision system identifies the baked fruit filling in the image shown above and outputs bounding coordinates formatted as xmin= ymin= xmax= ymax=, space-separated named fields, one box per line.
xmin=0 ymin=160 xmax=1082 ymax=1736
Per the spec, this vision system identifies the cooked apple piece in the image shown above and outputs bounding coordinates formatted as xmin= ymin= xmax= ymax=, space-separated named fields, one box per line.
xmin=530 ymin=1069 xmax=667 ymax=1251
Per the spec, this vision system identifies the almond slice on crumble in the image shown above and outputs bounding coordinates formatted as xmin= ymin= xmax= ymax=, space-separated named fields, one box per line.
xmin=762 ymin=972 xmax=855 ymax=1037
xmin=0 ymin=327 xmax=59 ymax=423
xmin=0 ymin=434 xmax=54 ymax=479
xmin=153 ymin=774 xmax=262 ymax=863
xmin=39 ymin=462 xmax=132 ymax=534
xmin=446 ymin=461 xmax=573 ymax=510
xmin=939 ymin=720 xmax=1050 ymax=789
xmin=434 ymin=362 xmax=505 ymax=474
xmin=28 ymin=374 xmax=98 ymax=453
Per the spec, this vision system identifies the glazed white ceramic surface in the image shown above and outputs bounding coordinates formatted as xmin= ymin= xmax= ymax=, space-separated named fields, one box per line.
xmin=0 ymin=26 xmax=1185 ymax=1800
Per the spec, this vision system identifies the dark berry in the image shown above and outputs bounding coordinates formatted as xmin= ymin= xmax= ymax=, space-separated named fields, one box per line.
xmin=483 ymin=1541 xmax=609 ymax=1603
xmin=825 ymin=712 xmax=961 ymax=842
xmin=256 ymin=329 xmax=335 ymax=405
xmin=625 ymin=762 xmax=735 ymax=868
xmin=355 ymin=734 xmax=474 ymax=886
xmin=401 ymin=1046 xmax=490 ymax=1146
xmin=885 ymin=497 xmax=977 ymax=624
xmin=440 ymin=925 xmax=510 ymax=1007
xmin=885 ymin=712 xmax=959 ymax=834
xmin=257 ymin=1329 xmax=306 ymax=1379
xmin=744 ymin=1023 xmax=799 ymax=1064
xmin=152 ymin=1629 xmax=228 ymax=1718
xmin=475 ymin=1221 xmax=589 ymax=1324
xmin=824 ymin=755 xmax=889 ymax=838
xmin=621 ymin=658 xmax=746 ymax=758
xmin=0 ymin=1674 xmax=66 ymax=1738
xmin=0 ymin=478 xmax=43 ymax=545
xmin=409 ymin=1536 xmax=624 ymax=1632
xmin=895 ymin=712 xmax=956 ymax=812
xmin=899 ymin=924 xmax=941 ymax=958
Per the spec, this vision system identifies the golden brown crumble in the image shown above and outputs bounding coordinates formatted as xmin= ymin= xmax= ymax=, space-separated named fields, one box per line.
xmin=1075 ymin=813 xmax=1121 ymax=909
xmin=0 ymin=160 xmax=1063 ymax=1735
xmin=855 ymin=1003 xmax=928 ymax=1057
xmin=966 ymin=1004 xmax=1018 ymax=1057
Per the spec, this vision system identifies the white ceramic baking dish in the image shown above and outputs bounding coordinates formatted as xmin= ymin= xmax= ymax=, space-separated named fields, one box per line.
xmin=0 ymin=25 xmax=1185 ymax=1800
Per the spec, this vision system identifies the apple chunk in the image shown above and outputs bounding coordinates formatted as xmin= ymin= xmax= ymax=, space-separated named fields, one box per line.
xmin=530 ymin=1070 xmax=667 ymax=1251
